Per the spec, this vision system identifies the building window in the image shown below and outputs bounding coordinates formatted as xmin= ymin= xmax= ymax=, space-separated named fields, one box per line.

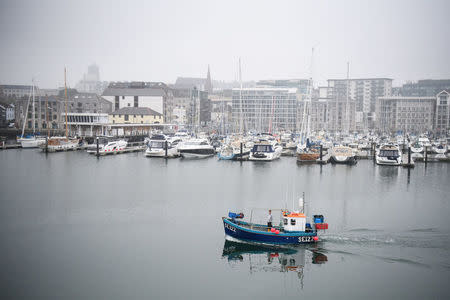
xmin=133 ymin=115 xmax=136 ymax=118
xmin=141 ymin=115 xmax=143 ymax=118
xmin=290 ymin=219 xmax=296 ymax=225
xmin=124 ymin=115 xmax=129 ymax=121
xmin=141 ymin=121 xmax=143 ymax=124
xmin=134 ymin=96 xmax=138 ymax=107
xmin=127 ymin=103 xmax=130 ymax=107
xmin=115 ymin=96 xmax=119 ymax=110
xmin=122 ymin=96 xmax=125 ymax=99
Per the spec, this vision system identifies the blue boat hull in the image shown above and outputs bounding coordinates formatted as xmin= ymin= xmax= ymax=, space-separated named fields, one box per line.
xmin=223 ymin=218 xmax=317 ymax=245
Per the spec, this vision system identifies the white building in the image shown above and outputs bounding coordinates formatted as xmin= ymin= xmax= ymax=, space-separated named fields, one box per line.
xmin=102 ymin=82 xmax=171 ymax=116
xmin=376 ymin=96 xmax=435 ymax=133
xmin=232 ymin=87 xmax=298 ymax=132
xmin=435 ymin=90 xmax=450 ymax=135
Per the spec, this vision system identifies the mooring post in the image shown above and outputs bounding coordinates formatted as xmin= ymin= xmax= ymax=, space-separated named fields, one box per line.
xmin=96 ymin=136 xmax=99 ymax=157
xmin=45 ymin=136 xmax=48 ymax=153
xmin=408 ymin=146 xmax=411 ymax=165
xmin=165 ymin=140 xmax=168 ymax=158
xmin=240 ymin=142 xmax=243 ymax=159
xmin=320 ymin=144 xmax=323 ymax=161
xmin=373 ymin=143 xmax=376 ymax=162
xmin=424 ymin=146 xmax=428 ymax=163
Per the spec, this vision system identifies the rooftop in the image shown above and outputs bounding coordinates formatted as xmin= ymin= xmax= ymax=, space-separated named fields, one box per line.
xmin=110 ymin=107 xmax=162 ymax=116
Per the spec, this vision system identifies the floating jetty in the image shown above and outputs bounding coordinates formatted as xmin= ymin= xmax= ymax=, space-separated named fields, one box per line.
xmin=87 ymin=145 xmax=146 ymax=156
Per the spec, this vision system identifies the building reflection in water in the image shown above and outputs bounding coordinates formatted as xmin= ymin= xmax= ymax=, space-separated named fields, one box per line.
xmin=221 ymin=240 xmax=327 ymax=287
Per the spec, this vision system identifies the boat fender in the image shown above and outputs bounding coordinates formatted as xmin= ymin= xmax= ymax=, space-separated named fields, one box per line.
xmin=313 ymin=236 xmax=319 ymax=242
xmin=270 ymin=228 xmax=276 ymax=233
xmin=275 ymin=230 xmax=280 ymax=234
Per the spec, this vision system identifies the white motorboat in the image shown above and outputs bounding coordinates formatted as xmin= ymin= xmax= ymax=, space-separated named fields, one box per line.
xmin=330 ymin=145 xmax=357 ymax=165
xmin=145 ymin=135 xmax=180 ymax=158
xmin=178 ymin=138 xmax=215 ymax=158
xmin=249 ymin=139 xmax=282 ymax=161
xmin=100 ymin=140 xmax=127 ymax=153
xmin=376 ymin=143 xmax=402 ymax=166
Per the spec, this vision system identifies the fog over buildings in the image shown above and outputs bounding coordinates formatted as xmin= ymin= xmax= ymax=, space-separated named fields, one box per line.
xmin=0 ymin=0 xmax=449 ymax=88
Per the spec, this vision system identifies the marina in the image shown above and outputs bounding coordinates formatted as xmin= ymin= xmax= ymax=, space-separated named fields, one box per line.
xmin=0 ymin=149 xmax=449 ymax=299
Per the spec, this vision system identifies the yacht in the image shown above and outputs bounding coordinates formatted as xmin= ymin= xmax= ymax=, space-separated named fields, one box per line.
xmin=376 ymin=144 xmax=402 ymax=166
xmin=44 ymin=137 xmax=81 ymax=152
xmin=249 ymin=139 xmax=282 ymax=161
xmin=21 ymin=136 xmax=46 ymax=148
xmin=145 ymin=135 xmax=180 ymax=158
xmin=330 ymin=145 xmax=357 ymax=165
xmin=178 ymin=138 xmax=215 ymax=158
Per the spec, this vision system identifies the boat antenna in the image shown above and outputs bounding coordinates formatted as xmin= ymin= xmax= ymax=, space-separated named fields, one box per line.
xmin=64 ymin=67 xmax=68 ymax=138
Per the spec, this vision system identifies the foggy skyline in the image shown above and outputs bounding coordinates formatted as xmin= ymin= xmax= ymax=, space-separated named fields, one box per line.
xmin=1 ymin=0 xmax=449 ymax=89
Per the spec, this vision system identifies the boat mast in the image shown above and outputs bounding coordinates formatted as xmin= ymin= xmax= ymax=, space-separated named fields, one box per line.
xmin=46 ymin=95 xmax=50 ymax=137
xmin=32 ymin=79 xmax=35 ymax=135
xmin=345 ymin=61 xmax=350 ymax=135
xmin=239 ymin=58 xmax=243 ymax=135
xmin=64 ymin=67 xmax=68 ymax=138
xmin=21 ymin=85 xmax=33 ymax=137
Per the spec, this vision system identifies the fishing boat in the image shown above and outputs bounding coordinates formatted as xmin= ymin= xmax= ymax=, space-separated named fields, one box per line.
xmin=222 ymin=197 xmax=328 ymax=245
xmin=376 ymin=143 xmax=402 ymax=166
xmin=145 ymin=134 xmax=180 ymax=158
xmin=330 ymin=145 xmax=357 ymax=165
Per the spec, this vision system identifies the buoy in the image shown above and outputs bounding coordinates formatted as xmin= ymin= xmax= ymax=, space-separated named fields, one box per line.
xmin=270 ymin=228 xmax=276 ymax=233
xmin=313 ymin=236 xmax=319 ymax=241
xmin=275 ymin=230 xmax=280 ymax=234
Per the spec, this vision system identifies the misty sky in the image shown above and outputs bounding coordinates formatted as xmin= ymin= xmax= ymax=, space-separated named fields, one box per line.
xmin=0 ymin=0 xmax=449 ymax=88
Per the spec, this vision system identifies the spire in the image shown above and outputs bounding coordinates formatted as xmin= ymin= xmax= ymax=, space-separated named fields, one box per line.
xmin=205 ymin=65 xmax=213 ymax=94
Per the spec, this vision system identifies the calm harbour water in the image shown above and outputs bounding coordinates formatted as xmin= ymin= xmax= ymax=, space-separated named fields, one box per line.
xmin=0 ymin=150 xmax=449 ymax=299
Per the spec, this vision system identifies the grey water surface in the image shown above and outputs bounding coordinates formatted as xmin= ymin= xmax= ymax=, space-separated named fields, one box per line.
xmin=0 ymin=150 xmax=449 ymax=299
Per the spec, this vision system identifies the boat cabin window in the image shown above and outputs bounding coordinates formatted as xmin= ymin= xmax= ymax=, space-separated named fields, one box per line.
xmin=290 ymin=219 xmax=296 ymax=225
xmin=380 ymin=150 xmax=399 ymax=157
xmin=200 ymin=141 xmax=208 ymax=145
xmin=150 ymin=141 xmax=164 ymax=148
xmin=253 ymin=145 xmax=273 ymax=152
xmin=283 ymin=218 xmax=288 ymax=225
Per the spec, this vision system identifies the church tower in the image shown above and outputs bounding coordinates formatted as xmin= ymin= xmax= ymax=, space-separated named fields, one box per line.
xmin=205 ymin=65 xmax=213 ymax=94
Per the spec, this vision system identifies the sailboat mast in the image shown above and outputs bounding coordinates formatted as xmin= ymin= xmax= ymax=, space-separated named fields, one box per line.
xmin=21 ymin=86 xmax=32 ymax=137
xmin=32 ymin=80 xmax=35 ymax=135
xmin=46 ymin=95 xmax=50 ymax=137
xmin=239 ymin=58 xmax=243 ymax=134
xmin=64 ymin=67 xmax=68 ymax=138
xmin=345 ymin=61 xmax=350 ymax=135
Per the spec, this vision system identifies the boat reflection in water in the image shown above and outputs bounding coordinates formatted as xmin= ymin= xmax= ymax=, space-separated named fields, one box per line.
xmin=221 ymin=240 xmax=327 ymax=287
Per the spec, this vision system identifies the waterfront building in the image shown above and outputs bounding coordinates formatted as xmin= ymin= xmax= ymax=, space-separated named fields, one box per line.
xmin=15 ymin=95 xmax=63 ymax=131
xmin=232 ymin=87 xmax=298 ymax=133
xmin=376 ymin=96 xmax=435 ymax=134
xmin=109 ymin=107 xmax=163 ymax=125
xmin=66 ymin=113 xmax=109 ymax=136
xmin=435 ymin=90 xmax=450 ymax=136
xmin=257 ymin=79 xmax=309 ymax=94
xmin=210 ymin=90 xmax=232 ymax=134
xmin=69 ymin=92 xmax=112 ymax=114
xmin=0 ymin=85 xmax=33 ymax=98
xmin=327 ymin=78 xmax=392 ymax=130
xmin=399 ymin=79 xmax=450 ymax=97
xmin=102 ymin=82 xmax=172 ymax=119
xmin=6 ymin=104 xmax=15 ymax=121
xmin=0 ymin=105 xmax=7 ymax=127
xmin=188 ymin=88 xmax=211 ymax=129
